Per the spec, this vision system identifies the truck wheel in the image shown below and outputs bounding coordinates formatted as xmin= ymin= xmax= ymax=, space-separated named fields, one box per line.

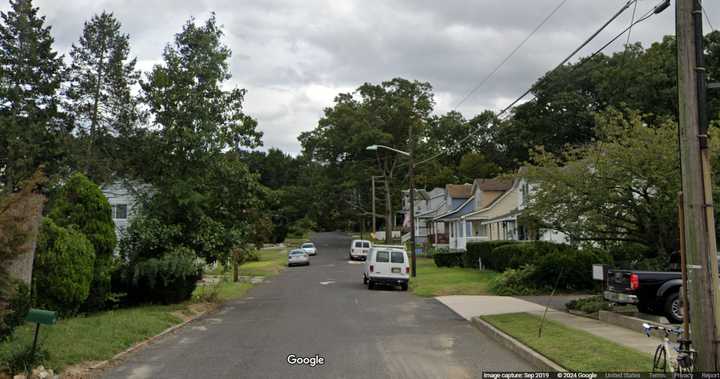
xmin=400 ymin=283 xmax=408 ymax=291
xmin=664 ymin=292 xmax=683 ymax=324
xmin=363 ymin=275 xmax=368 ymax=285
xmin=368 ymin=280 xmax=374 ymax=290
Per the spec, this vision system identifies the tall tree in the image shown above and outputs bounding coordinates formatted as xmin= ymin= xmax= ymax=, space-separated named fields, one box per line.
xmin=300 ymin=78 xmax=434 ymax=240
xmin=524 ymin=108 xmax=682 ymax=256
xmin=0 ymin=0 xmax=66 ymax=192
xmin=140 ymin=14 xmax=263 ymax=263
xmin=66 ymin=12 xmax=139 ymax=183
xmin=142 ymin=14 xmax=261 ymax=182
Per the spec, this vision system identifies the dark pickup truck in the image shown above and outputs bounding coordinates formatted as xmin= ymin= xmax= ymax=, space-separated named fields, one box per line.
xmin=604 ymin=269 xmax=683 ymax=323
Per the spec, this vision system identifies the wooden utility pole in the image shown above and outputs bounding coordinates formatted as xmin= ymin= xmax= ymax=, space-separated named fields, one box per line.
xmin=408 ymin=123 xmax=417 ymax=277
xmin=372 ymin=176 xmax=377 ymax=236
xmin=676 ymin=0 xmax=720 ymax=370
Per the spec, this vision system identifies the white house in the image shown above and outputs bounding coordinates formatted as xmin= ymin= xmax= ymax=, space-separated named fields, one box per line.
xmin=401 ymin=187 xmax=446 ymax=243
xmin=101 ymin=180 xmax=147 ymax=241
xmin=455 ymin=175 xmax=568 ymax=250
xmin=428 ymin=183 xmax=473 ymax=249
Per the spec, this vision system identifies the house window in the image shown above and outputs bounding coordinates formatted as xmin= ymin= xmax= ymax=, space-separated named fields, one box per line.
xmin=112 ymin=204 xmax=128 ymax=219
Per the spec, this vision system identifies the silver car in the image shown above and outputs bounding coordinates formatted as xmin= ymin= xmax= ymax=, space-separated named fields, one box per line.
xmin=287 ymin=249 xmax=310 ymax=266
xmin=301 ymin=242 xmax=317 ymax=256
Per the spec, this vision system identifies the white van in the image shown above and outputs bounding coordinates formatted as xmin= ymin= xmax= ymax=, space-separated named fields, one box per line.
xmin=350 ymin=239 xmax=372 ymax=260
xmin=362 ymin=245 xmax=409 ymax=291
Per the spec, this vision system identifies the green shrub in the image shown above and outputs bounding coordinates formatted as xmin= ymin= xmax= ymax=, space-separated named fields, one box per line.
xmin=489 ymin=265 xmax=541 ymax=295
xmin=0 ymin=283 xmax=31 ymax=342
xmin=0 ymin=341 xmax=49 ymax=375
xmin=566 ymin=295 xmax=611 ymax=313
xmin=466 ymin=241 xmax=517 ymax=270
xmin=33 ymin=218 xmax=95 ymax=315
xmin=530 ymin=248 xmax=612 ymax=291
xmin=48 ymin=173 xmax=117 ymax=312
xmin=432 ymin=251 xmax=464 ymax=268
xmin=129 ymin=246 xmax=202 ymax=304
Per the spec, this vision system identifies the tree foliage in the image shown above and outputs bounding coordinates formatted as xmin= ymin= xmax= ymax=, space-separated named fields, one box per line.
xmin=524 ymin=109 xmax=682 ymax=255
xmin=65 ymin=12 xmax=140 ymax=183
xmin=48 ymin=172 xmax=116 ymax=311
xmin=0 ymin=0 xmax=67 ymax=191
xmin=34 ymin=218 xmax=95 ymax=315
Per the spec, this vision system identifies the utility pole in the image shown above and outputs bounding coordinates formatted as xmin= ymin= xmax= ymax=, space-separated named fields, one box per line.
xmin=408 ymin=123 xmax=417 ymax=277
xmin=676 ymin=0 xmax=720 ymax=370
xmin=372 ymin=176 xmax=377 ymax=237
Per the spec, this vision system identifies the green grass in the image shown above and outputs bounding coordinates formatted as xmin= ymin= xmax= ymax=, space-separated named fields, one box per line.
xmin=481 ymin=313 xmax=653 ymax=371
xmin=410 ymin=257 xmax=499 ymax=297
xmin=238 ymin=247 xmax=288 ymax=277
xmin=0 ymin=304 xmax=184 ymax=371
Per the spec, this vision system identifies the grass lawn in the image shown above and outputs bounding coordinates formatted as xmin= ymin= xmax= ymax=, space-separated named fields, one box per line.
xmin=0 ymin=304 xmax=186 ymax=372
xmin=410 ymin=257 xmax=499 ymax=297
xmin=481 ymin=312 xmax=653 ymax=371
xmin=237 ymin=247 xmax=288 ymax=277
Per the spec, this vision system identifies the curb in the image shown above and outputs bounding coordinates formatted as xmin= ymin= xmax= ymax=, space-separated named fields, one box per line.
xmin=88 ymin=304 xmax=219 ymax=371
xmin=470 ymin=316 xmax=565 ymax=372
xmin=598 ymin=310 xmax=676 ymax=341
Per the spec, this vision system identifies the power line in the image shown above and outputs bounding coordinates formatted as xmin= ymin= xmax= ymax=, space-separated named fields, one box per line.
xmin=496 ymin=0 xmax=654 ymax=117
xmin=702 ymin=1 xmax=716 ymax=32
xmin=414 ymin=0 xmax=668 ymax=169
xmin=625 ymin=0 xmax=639 ymax=46
xmin=452 ymin=0 xmax=569 ymax=110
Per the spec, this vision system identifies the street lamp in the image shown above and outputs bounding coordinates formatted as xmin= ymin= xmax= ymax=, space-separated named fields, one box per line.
xmin=366 ymin=144 xmax=417 ymax=278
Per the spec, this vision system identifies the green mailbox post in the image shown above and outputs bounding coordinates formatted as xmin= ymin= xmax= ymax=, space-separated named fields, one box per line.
xmin=24 ymin=308 xmax=56 ymax=375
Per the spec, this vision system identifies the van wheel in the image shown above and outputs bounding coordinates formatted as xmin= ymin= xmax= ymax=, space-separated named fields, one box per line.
xmin=363 ymin=276 xmax=368 ymax=285
xmin=400 ymin=283 xmax=408 ymax=291
xmin=368 ymin=281 xmax=374 ymax=290
xmin=664 ymin=292 xmax=683 ymax=324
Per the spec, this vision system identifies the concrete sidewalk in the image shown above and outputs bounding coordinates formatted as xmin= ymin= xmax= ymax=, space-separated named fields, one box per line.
xmin=436 ymin=295 xmax=659 ymax=356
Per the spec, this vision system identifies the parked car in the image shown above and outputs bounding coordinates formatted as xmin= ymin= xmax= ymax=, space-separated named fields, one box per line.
xmin=363 ymin=245 xmax=409 ymax=291
xmin=288 ymin=249 xmax=310 ymax=266
xmin=349 ymin=239 xmax=371 ymax=260
xmin=301 ymin=242 xmax=317 ymax=256
xmin=604 ymin=268 xmax=682 ymax=323
xmin=604 ymin=256 xmax=720 ymax=324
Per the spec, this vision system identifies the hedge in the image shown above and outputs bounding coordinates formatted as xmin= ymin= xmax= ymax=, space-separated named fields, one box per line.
xmin=433 ymin=251 xmax=464 ymax=268
xmin=464 ymin=241 xmax=516 ymax=269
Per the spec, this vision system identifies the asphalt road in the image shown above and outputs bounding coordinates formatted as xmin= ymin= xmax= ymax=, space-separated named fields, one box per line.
xmin=103 ymin=232 xmax=533 ymax=379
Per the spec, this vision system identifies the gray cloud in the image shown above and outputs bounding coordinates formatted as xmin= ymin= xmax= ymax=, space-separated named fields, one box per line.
xmin=8 ymin=0 xmax=720 ymax=153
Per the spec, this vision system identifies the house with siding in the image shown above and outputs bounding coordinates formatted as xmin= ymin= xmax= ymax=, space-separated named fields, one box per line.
xmin=401 ymin=187 xmax=446 ymax=244
xmin=429 ymin=183 xmax=473 ymax=249
xmin=101 ymin=180 xmax=148 ymax=242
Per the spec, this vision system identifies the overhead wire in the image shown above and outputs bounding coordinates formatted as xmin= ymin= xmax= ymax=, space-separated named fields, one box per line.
xmin=412 ymin=0 xmax=645 ymax=168
xmin=451 ymin=0 xmax=570 ymax=110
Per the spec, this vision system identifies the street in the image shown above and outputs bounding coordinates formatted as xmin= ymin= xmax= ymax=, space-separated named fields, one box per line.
xmin=103 ymin=232 xmax=533 ymax=378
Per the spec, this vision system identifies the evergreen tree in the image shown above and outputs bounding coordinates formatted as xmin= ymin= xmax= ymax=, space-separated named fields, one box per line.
xmin=66 ymin=12 xmax=140 ymax=183
xmin=0 ymin=0 xmax=66 ymax=192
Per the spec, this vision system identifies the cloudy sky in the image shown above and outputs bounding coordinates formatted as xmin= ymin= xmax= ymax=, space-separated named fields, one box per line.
xmin=11 ymin=0 xmax=719 ymax=154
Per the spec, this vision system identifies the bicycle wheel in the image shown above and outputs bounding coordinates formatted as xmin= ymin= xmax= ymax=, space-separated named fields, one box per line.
xmin=653 ymin=345 xmax=667 ymax=373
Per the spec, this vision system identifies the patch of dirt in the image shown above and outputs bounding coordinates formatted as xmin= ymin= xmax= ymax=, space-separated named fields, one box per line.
xmin=59 ymin=361 xmax=104 ymax=379
xmin=170 ymin=302 xmax=216 ymax=322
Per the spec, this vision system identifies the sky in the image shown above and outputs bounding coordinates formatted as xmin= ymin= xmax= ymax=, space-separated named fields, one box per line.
xmin=9 ymin=0 xmax=720 ymax=154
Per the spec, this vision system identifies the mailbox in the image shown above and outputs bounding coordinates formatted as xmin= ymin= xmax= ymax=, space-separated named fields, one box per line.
xmin=25 ymin=308 xmax=57 ymax=325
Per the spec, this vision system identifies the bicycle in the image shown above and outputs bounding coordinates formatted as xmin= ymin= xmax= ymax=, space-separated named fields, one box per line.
xmin=642 ymin=322 xmax=695 ymax=373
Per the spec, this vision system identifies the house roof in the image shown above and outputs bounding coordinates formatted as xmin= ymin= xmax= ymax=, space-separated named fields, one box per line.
xmin=434 ymin=196 xmax=475 ymax=221
xmin=474 ymin=178 xmax=513 ymax=192
xmin=446 ymin=184 xmax=472 ymax=199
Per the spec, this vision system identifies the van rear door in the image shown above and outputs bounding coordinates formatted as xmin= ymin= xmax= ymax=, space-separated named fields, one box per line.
xmin=373 ymin=250 xmax=391 ymax=275
xmin=387 ymin=250 xmax=408 ymax=278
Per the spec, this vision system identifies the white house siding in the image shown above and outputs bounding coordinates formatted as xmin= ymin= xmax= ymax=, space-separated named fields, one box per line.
xmin=101 ymin=182 xmax=142 ymax=243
